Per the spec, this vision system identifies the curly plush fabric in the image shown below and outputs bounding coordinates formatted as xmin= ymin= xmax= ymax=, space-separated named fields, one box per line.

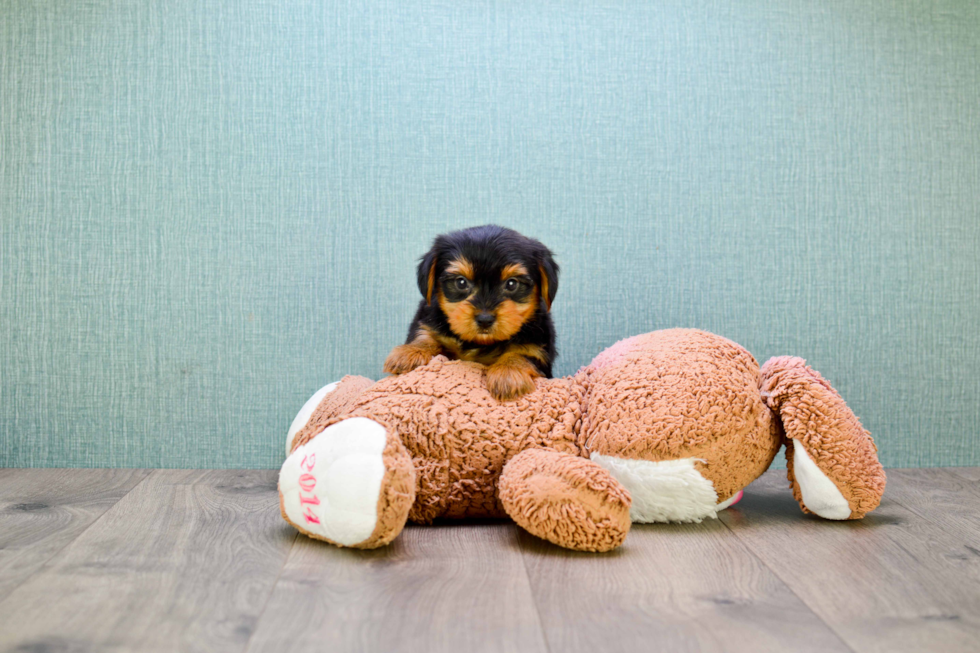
xmin=290 ymin=374 xmax=376 ymax=453
xmin=337 ymin=357 xmax=586 ymax=522
xmin=759 ymin=356 xmax=886 ymax=518
xmin=357 ymin=430 xmax=417 ymax=548
xmin=499 ymin=449 xmax=631 ymax=552
xmin=279 ymin=328 xmax=886 ymax=551
xmin=580 ymin=329 xmax=782 ymax=502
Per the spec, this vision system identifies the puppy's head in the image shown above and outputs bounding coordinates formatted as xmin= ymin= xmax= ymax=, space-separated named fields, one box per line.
xmin=417 ymin=225 xmax=559 ymax=345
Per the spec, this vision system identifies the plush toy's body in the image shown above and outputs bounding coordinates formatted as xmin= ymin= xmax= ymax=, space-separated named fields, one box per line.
xmin=280 ymin=329 xmax=885 ymax=552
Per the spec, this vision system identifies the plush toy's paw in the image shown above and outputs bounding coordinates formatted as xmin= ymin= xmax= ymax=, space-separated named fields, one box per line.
xmin=590 ymin=454 xmax=744 ymax=523
xmin=499 ymin=449 xmax=631 ymax=552
xmin=485 ymin=360 xmax=538 ymax=402
xmin=279 ymin=417 xmax=416 ymax=548
xmin=286 ymin=381 xmax=340 ymax=455
xmin=383 ymin=344 xmax=434 ymax=375
xmin=286 ymin=376 xmax=376 ymax=455
xmin=787 ymin=439 xmax=853 ymax=519
xmin=760 ymin=356 xmax=886 ymax=519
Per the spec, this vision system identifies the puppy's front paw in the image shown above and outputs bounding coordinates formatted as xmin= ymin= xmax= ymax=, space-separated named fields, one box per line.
xmin=383 ymin=344 xmax=434 ymax=375
xmin=486 ymin=362 xmax=538 ymax=401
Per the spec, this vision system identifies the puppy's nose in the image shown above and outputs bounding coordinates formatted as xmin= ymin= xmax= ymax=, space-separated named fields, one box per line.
xmin=475 ymin=312 xmax=496 ymax=329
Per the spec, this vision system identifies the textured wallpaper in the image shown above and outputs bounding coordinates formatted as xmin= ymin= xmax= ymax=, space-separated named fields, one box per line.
xmin=1 ymin=0 xmax=978 ymax=469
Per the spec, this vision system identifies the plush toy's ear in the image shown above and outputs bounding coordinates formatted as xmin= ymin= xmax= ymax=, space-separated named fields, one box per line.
xmin=416 ymin=250 xmax=438 ymax=305
xmin=537 ymin=250 xmax=559 ymax=311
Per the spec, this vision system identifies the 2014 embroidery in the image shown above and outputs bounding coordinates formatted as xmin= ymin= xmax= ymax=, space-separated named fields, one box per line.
xmin=298 ymin=454 xmax=320 ymax=524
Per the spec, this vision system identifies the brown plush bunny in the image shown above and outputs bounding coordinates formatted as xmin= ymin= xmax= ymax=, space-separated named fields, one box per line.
xmin=279 ymin=329 xmax=885 ymax=552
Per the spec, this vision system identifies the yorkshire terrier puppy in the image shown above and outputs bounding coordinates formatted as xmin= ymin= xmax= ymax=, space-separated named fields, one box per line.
xmin=383 ymin=225 xmax=559 ymax=401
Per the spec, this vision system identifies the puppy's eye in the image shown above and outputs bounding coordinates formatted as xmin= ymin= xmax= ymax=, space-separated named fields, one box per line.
xmin=454 ymin=277 xmax=470 ymax=291
xmin=505 ymin=279 xmax=518 ymax=291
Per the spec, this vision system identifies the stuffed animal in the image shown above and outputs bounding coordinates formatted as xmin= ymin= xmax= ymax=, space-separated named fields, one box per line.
xmin=279 ymin=329 xmax=885 ymax=552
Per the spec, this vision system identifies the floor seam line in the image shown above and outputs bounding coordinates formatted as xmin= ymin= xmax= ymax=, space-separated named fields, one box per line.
xmin=242 ymin=527 xmax=299 ymax=653
xmin=516 ymin=530 xmax=553 ymax=653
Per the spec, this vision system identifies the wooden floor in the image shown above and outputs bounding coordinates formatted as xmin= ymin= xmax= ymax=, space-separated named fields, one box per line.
xmin=0 ymin=468 xmax=978 ymax=653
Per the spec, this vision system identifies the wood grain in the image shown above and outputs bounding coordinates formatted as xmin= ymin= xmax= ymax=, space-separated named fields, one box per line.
xmin=0 ymin=468 xmax=149 ymax=599
xmin=885 ymin=468 xmax=980 ymax=542
xmin=720 ymin=469 xmax=980 ymax=653
xmin=246 ymin=521 xmax=548 ymax=653
xmin=519 ymin=517 xmax=849 ymax=653
xmin=1 ymin=468 xmax=978 ymax=652
xmin=0 ymin=470 xmax=295 ymax=653
xmin=947 ymin=467 xmax=980 ymax=483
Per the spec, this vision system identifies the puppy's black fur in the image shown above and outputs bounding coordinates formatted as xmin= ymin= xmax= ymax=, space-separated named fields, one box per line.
xmin=384 ymin=225 xmax=559 ymax=400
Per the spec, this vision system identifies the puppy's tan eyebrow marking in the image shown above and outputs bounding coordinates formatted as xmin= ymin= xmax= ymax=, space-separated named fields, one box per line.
xmin=445 ymin=257 xmax=474 ymax=279
xmin=501 ymin=263 xmax=528 ymax=279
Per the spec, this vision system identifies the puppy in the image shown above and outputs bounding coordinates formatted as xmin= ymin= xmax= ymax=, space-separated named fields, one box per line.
xmin=383 ymin=225 xmax=559 ymax=401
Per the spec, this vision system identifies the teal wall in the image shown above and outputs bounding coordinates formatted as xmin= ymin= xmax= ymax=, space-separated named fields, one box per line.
xmin=2 ymin=1 xmax=978 ymax=469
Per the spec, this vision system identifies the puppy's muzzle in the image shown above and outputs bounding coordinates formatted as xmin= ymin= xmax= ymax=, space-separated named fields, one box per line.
xmin=475 ymin=311 xmax=496 ymax=329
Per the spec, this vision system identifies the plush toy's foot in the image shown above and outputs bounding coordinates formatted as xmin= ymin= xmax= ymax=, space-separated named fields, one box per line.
xmin=589 ymin=454 xmax=746 ymax=523
xmin=760 ymin=356 xmax=886 ymax=519
xmin=286 ymin=381 xmax=339 ymax=455
xmin=279 ymin=417 xmax=416 ymax=548
xmin=499 ymin=449 xmax=632 ymax=552
xmin=717 ymin=489 xmax=743 ymax=510
xmin=286 ymin=375 xmax=376 ymax=455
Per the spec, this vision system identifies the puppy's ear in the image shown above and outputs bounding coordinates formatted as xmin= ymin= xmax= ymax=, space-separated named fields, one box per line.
xmin=537 ymin=250 xmax=559 ymax=311
xmin=416 ymin=250 xmax=438 ymax=305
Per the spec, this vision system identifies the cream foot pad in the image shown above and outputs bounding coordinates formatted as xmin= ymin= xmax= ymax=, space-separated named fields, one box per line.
xmin=279 ymin=417 xmax=387 ymax=546
xmin=791 ymin=439 xmax=852 ymax=520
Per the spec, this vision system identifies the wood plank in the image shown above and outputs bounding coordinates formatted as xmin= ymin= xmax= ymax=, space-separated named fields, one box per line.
xmin=519 ymin=517 xmax=850 ymax=653
xmin=720 ymin=469 xmax=980 ymax=653
xmin=0 ymin=468 xmax=150 ymax=598
xmin=246 ymin=521 xmax=549 ymax=653
xmin=1 ymin=467 xmax=975 ymax=653
xmin=0 ymin=470 xmax=295 ymax=653
xmin=885 ymin=469 xmax=980 ymax=543
xmin=946 ymin=467 xmax=980 ymax=483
